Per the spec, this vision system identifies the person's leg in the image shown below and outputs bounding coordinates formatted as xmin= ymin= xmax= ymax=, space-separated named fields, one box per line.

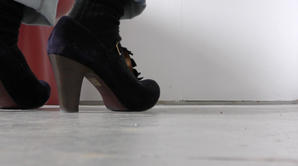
xmin=70 ymin=0 xmax=127 ymax=19
xmin=48 ymin=0 xmax=160 ymax=112
xmin=0 ymin=0 xmax=24 ymax=46
xmin=0 ymin=0 xmax=50 ymax=109
xmin=69 ymin=0 xmax=128 ymax=46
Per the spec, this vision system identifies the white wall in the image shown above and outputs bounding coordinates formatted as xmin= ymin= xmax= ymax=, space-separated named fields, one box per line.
xmin=81 ymin=0 xmax=298 ymax=101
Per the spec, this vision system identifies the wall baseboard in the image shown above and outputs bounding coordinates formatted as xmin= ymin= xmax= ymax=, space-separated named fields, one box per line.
xmin=80 ymin=100 xmax=298 ymax=106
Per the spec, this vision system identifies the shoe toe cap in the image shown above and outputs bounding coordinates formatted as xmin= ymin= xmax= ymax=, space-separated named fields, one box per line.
xmin=134 ymin=79 xmax=160 ymax=111
xmin=37 ymin=80 xmax=51 ymax=106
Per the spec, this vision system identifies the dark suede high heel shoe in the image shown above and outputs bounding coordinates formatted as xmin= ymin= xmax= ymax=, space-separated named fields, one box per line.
xmin=0 ymin=43 xmax=51 ymax=109
xmin=0 ymin=0 xmax=50 ymax=109
xmin=48 ymin=16 xmax=160 ymax=112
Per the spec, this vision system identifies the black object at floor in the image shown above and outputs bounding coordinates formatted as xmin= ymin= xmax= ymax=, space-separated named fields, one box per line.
xmin=0 ymin=0 xmax=51 ymax=109
xmin=48 ymin=16 xmax=160 ymax=112
xmin=0 ymin=44 xmax=51 ymax=109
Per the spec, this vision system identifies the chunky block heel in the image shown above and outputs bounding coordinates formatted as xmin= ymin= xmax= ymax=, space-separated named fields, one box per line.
xmin=49 ymin=55 xmax=86 ymax=112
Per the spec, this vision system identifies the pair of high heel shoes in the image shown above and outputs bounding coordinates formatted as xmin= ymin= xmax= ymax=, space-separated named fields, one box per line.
xmin=0 ymin=16 xmax=160 ymax=112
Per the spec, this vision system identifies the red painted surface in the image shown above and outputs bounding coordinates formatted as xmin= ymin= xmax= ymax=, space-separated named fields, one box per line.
xmin=18 ymin=0 xmax=74 ymax=105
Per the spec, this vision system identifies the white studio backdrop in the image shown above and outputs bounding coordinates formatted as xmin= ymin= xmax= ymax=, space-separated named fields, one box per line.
xmin=80 ymin=0 xmax=298 ymax=102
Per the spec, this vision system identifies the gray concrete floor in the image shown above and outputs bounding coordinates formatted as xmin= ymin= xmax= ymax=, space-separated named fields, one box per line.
xmin=0 ymin=105 xmax=298 ymax=166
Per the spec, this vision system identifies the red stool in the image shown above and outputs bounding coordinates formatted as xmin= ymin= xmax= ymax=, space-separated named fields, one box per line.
xmin=18 ymin=0 xmax=74 ymax=105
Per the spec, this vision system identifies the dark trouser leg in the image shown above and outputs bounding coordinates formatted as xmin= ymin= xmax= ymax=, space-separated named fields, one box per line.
xmin=0 ymin=0 xmax=24 ymax=46
xmin=69 ymin=0 xmax=129 ymax=47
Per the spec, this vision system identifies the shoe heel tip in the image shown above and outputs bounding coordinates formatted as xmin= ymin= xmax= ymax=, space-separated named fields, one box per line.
xmin=60 ymin=107 xmax=79 ymax=113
